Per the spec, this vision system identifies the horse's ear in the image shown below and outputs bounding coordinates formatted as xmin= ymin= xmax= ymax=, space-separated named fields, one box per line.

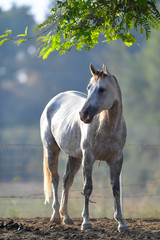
xmin=102 ymin=64 xmax=112 ymax=76
xmin=102 ymin=64 xmax=109 ymax=75
xmin=90 ymin=64 xmax=98 ymax=75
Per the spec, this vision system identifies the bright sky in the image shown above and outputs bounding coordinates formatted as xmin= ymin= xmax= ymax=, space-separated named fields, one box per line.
xmin=0 ymin=0 xmax=50 ymax=22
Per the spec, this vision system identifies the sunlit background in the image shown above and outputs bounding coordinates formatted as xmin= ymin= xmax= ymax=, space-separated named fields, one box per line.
xmin=0 ymin=0 xmax=160 ymax=219
xmin=0 ymin=0 xmax=49 ymax=22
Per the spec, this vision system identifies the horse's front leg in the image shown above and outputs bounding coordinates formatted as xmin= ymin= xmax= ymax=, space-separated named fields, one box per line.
xmin=108 ymin=154 xmax=129 ymax=232
xmin=81 ymin=146 xmax=94 ymax=231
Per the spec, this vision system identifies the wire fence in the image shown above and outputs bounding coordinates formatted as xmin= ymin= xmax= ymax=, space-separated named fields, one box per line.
xmin=1 ymin=182 xmax=160 ymax=200
xmin=1 ymin=121 xmax=160 ymax=217
xmin=0 ymin=143 xmax=160 ymax=198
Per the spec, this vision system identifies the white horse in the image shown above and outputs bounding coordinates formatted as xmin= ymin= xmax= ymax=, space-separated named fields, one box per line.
xmin=40 ymin=64 xmax=128 ymax=231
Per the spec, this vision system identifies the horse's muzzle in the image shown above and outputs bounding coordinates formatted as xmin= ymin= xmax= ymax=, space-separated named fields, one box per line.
xmin=79 ymin=111 xmax=93 ymax=124
xmin=79 ymin=105 xmax=96 ymax=124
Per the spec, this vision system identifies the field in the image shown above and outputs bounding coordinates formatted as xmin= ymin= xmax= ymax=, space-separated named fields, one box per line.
xmin=1 ymin=181 xmax=160 ymax=219
xmin=1 ymin=217 xmax=160 ymax=239
xmin=1 ymin=149 xmax=160 ymax=239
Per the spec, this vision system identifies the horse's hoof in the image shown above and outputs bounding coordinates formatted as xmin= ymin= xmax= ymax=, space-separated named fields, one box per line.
xmin=50 ymin=217 xmax=61 ymax=224
xmin=118 ymin=224 xmax=129 ymax=232
xmin=81 ymin=222 xmax=92 ymax=231
xmin=63 ymin=217 xmax=74 ymax=225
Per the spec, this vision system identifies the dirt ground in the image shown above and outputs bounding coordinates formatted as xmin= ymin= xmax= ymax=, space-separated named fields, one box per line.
xmin=0 ymin=217 xmax=160 ymax=240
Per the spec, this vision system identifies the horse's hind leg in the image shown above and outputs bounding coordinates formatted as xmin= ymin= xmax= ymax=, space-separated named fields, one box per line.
xmin=60 ymin=156 xmax=82 ymax=225
xmin=43 ymin=139 xmax=61 ymax=224
xmin=108 ymin=154 xmax=129 ymax=232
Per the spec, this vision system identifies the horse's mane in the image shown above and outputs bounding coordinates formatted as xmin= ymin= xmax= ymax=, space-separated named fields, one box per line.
xmin=90 ymin=70 xmax=107 ymax=83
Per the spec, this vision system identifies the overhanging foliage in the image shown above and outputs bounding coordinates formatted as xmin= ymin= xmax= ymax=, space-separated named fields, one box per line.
xmin=1 ymin=0 xmax=160 ymax=58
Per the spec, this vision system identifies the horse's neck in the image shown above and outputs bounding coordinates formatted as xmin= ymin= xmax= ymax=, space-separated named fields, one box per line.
xmin=99 ymin=99 xmax=122 ymax=132
xmin=109 ymin=99 xmax=122 ymax=127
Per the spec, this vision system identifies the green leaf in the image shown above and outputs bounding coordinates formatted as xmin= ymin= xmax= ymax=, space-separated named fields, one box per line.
xmin=51 ymin=34 xmax=61 ymax=50
xmin=43 ymin=48 xmax=52 ymax=59
xmin=15 ymin=39 xmax=27 ymax=46
xmin=91 ymin=31 xmax=99 ymax=44
xmin=124 ymin=41 xmax=133 ymax=47
xmin=25 ymin=26 xmax=28 ymax=36
xmin=17 ymin=26 xmax=28 ymax=37
xmin=17 ymin=33 xmax=26 ymax=37
xmin=0 ymin=34 xmax=8 ymax=39
xmin=38 ymin=46 xmax=49 ymax=58
xmin=0 ymin=38 xmax=8 ymax=46
xmin=76 ymin=41 xmax=84 ymax=51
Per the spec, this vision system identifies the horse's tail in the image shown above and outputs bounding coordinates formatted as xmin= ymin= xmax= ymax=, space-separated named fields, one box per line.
xmin=43 ymin=148 xmax=52 ymax=204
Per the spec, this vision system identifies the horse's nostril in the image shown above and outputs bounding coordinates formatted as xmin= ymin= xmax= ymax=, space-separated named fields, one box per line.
xmin=85 ymin=110 xmax=89 ymax=115
xmin=79 ymin=109 xmax=90 ymax=122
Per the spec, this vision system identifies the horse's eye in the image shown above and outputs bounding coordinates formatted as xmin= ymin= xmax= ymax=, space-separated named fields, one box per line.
xmin=98 ymin=87 xmax=105 ymax=93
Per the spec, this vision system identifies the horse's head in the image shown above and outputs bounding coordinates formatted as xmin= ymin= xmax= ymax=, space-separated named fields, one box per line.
xmin=79 ymin=64 xmax=118 ymax=124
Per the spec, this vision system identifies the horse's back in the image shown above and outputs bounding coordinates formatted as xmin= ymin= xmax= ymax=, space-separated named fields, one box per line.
xmin=40 ymin=91 xmax=86 ymax=157
xmin=42 ymin=91 xmax=86 ymax=120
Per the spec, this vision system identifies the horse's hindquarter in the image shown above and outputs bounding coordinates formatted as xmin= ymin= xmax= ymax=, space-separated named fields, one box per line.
xmin=50 ymin=91 xmax=86 ymax=158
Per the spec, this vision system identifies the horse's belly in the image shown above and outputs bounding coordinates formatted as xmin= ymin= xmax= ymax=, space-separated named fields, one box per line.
xmin=52 ymin=117 xmax=82 ymax=158
xmin=58 ymin=131 xmax=82 ymax=158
